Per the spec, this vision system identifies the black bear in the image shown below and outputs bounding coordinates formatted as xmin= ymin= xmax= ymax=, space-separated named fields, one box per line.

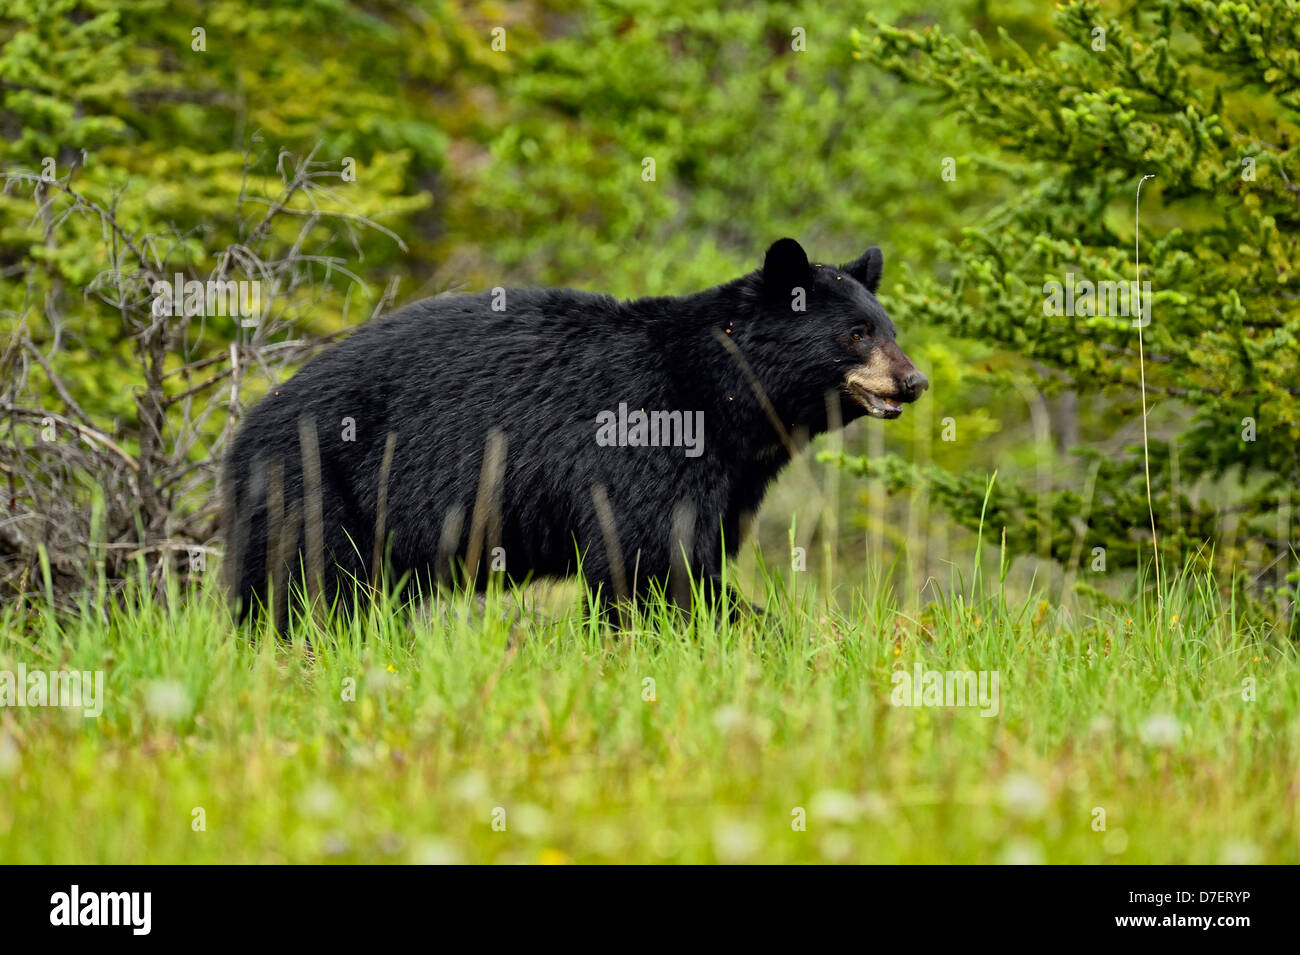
xmin=222 ymin=238 xmax=927 ymax=627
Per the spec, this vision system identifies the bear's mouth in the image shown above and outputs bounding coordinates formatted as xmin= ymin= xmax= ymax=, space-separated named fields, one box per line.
xmin=847 ymin=384 xmax=905 ymax=419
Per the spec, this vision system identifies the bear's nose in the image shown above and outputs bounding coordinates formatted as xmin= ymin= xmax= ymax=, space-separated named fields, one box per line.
xmin=903 ymin=370 xmax=929 ymax=397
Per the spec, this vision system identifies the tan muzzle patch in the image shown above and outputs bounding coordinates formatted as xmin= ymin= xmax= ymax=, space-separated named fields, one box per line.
xmin=844 ymin=343 xmax=918 ymax=419
xmin=844 ymin=348 xmax=899 ymax=398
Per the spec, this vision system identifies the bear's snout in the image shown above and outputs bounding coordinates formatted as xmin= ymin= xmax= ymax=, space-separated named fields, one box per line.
xmin=843 ymin=342 xmax=928 ymax=419
xmin=902 ymin=369 xmax=929 ymax=400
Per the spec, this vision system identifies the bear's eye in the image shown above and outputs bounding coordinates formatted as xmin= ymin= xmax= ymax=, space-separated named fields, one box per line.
xmin=851 ymin=327 xmax=866 ymax=342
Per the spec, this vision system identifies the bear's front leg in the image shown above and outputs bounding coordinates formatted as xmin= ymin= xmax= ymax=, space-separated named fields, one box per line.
xmin=663 ymin=511 xmax=764 ymax=624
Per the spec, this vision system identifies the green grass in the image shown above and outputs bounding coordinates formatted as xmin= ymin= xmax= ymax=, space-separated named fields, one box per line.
xmin=0 ymin=558 xmax=1296 ymax=864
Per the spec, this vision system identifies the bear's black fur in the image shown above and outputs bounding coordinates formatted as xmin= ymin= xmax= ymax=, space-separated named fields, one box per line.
xmin=223 ymin=238 xmax=927 ymax=627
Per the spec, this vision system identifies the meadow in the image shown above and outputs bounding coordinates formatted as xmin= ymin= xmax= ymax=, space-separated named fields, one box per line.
xmin=2 ymin=552 xmax=1294 ymax=864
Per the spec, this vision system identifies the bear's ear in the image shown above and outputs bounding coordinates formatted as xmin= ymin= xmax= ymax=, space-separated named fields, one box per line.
xmin=842 ymin=247 xmax=884 ymax=294
xmin=762 ymin=238 xmax=811 ymax=298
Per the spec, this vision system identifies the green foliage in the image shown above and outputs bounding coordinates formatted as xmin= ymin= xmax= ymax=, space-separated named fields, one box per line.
xmin=846 ymin=0 xmax=1300 ymax=584
xmin=827 ymin=444 xmax=1222 ymax=571
xmin=437 ymin=0 xmax=998 ymax=293
xmin=0 ymin=0 xmax=468 ymax=419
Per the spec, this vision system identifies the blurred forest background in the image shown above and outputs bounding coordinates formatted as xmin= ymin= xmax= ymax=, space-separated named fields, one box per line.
xmin=2 ymin=0 xmax=1297 ymax=621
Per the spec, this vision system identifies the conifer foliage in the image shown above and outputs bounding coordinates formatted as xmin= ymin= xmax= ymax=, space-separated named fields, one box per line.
xmin=835 ymin=1 xmax=1299 ymax=594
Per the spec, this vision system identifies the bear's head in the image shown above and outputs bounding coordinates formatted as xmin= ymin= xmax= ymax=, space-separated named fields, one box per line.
xmin=752 ymin=237 xmax=928 ymax=423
